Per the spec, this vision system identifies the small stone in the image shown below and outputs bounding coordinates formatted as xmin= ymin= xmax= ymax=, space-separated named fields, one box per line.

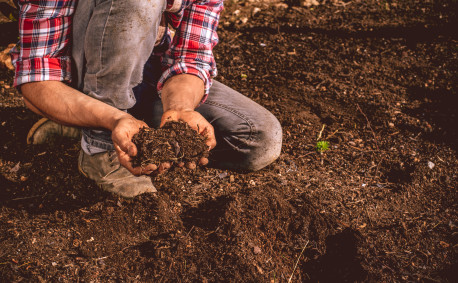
xmin=20 ymin=175 xmax=28 ymax=182
xmin=275 ymin=3 xmax=288 ymax=9
xmin=249 ymin=180 xmax=256 ymax=186
xmin=302 ymin=0 xmax=319 ymax=7
xmin=427 ymin=161 xmax=435 ymax=169
xmin=52 ymin=262 xmax=57 ymax=267
xmin=253 ymin=246 xmax=262 ymax=255
xmin=252 ymin=7 xmax=261 ymax=16
xmin=388 ymin=122 xmax=395 ymax=127
xmin=230 ymin=175 xmax=235 ymax=183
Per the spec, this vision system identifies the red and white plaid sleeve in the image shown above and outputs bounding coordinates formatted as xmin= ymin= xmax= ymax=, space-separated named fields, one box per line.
xmin=11 ymin=0 xmax=76 ymax=87
xmin=159 ymin=0 xmax=223 ymax=102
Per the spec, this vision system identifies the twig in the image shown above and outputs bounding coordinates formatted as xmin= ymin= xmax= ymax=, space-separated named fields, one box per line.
xmin=185 ymin=226 xmax=195 ymax=238
xmin=297 ymin=152 xmax=315 ymax=158
xmin=10 ymin=195 xmax=41 ymax=201
xmin=317 ymin=124 xmax=326 ymax=141
xmin=288 ymin=240 xmax=309 ymax=283
xmin=326 ymin=129 xmax=341 ymax=140
xmin=18 ymin=261 xmax=33 ymax=268
xmin=356 ymin=103 xmax=379 ymax=150
xmin=94 ymin=245 xmax=133 ymax=261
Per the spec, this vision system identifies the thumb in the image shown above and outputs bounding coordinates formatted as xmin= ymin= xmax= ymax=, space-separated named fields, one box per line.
xmin=124 ymin=142 xmax=137 ymax=157
xmin=160 ymin=110 xmax=179 ymax=127
xmin=114 ymin=135 xmax=137 ymax=157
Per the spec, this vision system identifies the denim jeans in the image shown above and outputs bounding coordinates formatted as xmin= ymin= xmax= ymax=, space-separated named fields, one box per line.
xmin=72 ymin=0 xmax=282 ymax=171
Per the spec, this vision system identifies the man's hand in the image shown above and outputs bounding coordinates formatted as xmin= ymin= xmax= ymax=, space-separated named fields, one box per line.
xmin=111 ymin=116 xmax=158 ymax=175
xmin=158 ymin=73 xmax=216 ymax=174
xmin=159 ymin=109 xmax=216 ymax=172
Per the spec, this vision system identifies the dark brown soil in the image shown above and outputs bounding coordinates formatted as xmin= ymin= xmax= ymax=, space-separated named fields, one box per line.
xmin=132 ymin=121 xmax=209 ymax=167
xmin=0 ymin=0 xmax=457 ymax=282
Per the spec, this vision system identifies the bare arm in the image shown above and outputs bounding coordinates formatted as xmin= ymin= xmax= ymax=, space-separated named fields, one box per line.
xmin=21 ymin=81 xmax=128 ymax=130
xmin=21 ymin=81 xmax=155 ymax=175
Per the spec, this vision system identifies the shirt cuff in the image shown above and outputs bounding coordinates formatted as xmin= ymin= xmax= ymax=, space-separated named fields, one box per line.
xmin=157 ymin=62 xmax=213 ymax=104
xmin=13 ymin=57 xmax=72 ymax=87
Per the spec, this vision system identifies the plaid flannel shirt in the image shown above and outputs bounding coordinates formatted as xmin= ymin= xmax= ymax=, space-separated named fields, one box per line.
xmin=11 ymin=0 xmax=223 ymax=100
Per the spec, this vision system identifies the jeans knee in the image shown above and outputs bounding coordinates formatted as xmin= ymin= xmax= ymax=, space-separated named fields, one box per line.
xmin=246 ymin=114 xmax=282 ymax=171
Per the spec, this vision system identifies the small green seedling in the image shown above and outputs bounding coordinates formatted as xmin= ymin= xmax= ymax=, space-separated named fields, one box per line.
xmin=316 ymin=141 xmax=330 ymax=153
xmin=9 ymin=13 xmax=17 ymax=22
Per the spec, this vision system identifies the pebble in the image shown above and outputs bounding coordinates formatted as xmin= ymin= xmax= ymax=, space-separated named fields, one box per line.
xmin=252 ymin=7 xmax=261 ymax=16
xmin=388 ymin=122 xmax=395 ymax=127
xmin=52 ymin=262 xmax=57 ymax=267
xmin=427 ymin=161 xmax=435 ymax=169
xmin=253 ymin=246 xmax=262 ymax=255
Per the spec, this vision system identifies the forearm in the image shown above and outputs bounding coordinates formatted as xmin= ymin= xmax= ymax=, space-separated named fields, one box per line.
xmin=161 ymin=74 xmax=205 ymax=112
xmin=21 ymin=81 xmax=131 ymax=131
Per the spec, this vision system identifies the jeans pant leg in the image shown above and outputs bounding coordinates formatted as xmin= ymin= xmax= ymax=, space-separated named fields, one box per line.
xmin=148 ymin=80 xmax=283 ymax=171
xmin=199 ymin=81 xmax=282 ymax=171
xmin=72 ymin=0 xmax=166 ymax=154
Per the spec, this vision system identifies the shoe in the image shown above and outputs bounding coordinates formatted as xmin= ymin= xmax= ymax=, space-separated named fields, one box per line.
xmin=27 ymin=118 xmax=81 ymax=144
xmin=78 ymin=150 xmax=156 ymax=198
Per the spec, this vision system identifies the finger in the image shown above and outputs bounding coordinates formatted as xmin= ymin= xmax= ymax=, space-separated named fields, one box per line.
xmin=119 ymin=153 xmax=142 ymax=175
xmin=160 ymin=111 xmax=179 ymax=127
xmin=143 ymin=169 xmax=154 ymax=175
xmin=127 ymin=143 xmax=137 ymax=157
xmin=157 ymin=162 xmax=171 ymax=174
xmin=198 ymin=157 xmax=209 ymax=166
xmin=144 ymin=163 xmax=158 ymax=172
xmin=113 ymin=136 xmax=137 ymax=157
xmin=186 ymin=161 xmax=196 ymax=170
xmin=139 ymin=121 xmax=149 ymax=128
xmin=201 ymin=126 xmax=217 ymax=150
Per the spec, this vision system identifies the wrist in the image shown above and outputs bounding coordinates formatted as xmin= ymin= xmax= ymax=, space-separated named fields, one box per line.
xmin=161 ymin=74 xmax=205 ymax=111
xmin=110 ymin=112 xmax=134 ymax=131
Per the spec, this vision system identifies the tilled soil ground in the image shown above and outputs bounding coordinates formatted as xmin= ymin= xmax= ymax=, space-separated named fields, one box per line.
xmin=0 ymin=0 xmax=457 ymax=282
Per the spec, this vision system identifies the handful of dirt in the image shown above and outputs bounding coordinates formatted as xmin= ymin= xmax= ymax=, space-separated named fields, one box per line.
xmin=131 ymin=121 xmax=209 ymax=167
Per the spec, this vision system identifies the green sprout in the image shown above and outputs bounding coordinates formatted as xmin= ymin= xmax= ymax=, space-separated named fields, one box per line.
xmin=316 ymin=141 xmax=330 ymax=153
xmin=9 ymin=13 xmax=17 ymax=22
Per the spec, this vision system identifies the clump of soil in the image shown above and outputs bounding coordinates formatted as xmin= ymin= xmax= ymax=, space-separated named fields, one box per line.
xmin=132 ymin=121 xmax=209 ymax=167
